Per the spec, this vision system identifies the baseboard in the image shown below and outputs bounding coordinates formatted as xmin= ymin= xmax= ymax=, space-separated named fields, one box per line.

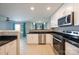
xmin=27 ymin=43 xmax=51 ymax=45
xmin=27 ymin=43 xmax=38 ymax=45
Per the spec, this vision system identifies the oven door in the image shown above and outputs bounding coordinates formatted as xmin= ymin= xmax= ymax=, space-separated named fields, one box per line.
xmin=53 ymin=34 xmax=65 ymax=55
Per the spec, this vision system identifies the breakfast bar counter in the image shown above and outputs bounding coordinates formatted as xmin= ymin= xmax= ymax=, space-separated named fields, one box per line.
xmin=0 ymin=30 xmax=20 ymax=55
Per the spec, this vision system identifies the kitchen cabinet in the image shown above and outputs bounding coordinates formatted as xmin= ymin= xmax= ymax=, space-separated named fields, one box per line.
xmin=46 ymin=34 xmax=53 ymax=46
xmin=27 ymin=34 xmax=38 ymax=44
xmin=27 ymin=33 xmax=53 ymax=45
xmin=51 ymin=4 xmax=74 ymax=27
xmin=0 ymin=31 xmax=20 ymax=55
xmin=6 ymin=40 xmax=17 ymax=55
xmin=0 ymin=40 xmax=17 ymax=55
xmin=65 ymin=42 xmax=79 ymax=55
xmin=73 ymin=4 xmax=79 ymax=25
xmin=0 ymin=45 xmax=6 ymax=55
xmin=51 ymin=16 xmax=58 ymax=28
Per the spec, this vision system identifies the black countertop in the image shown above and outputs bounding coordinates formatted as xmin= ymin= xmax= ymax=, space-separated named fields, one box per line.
xmin=29 ymin=29 xmax=53 ymax=34
xmin=0 ymin=36 xmax=17 ymax=46
xmin=29 ymin=30 xmax=79 ymax=40
xmin=29 ymin=30 xmax=79 ymax=47
xmin=52 ymin=31 xmax=79 ymax=47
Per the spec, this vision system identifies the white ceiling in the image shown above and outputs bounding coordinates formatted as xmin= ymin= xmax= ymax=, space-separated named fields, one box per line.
xmin=0 ymin=3 xmax=62 ymax=22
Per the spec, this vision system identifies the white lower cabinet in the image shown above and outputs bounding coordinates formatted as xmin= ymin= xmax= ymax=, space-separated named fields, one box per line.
xmin=65 ymin=42 xmax=79 ymax=55
xmin=0 ymin=45 xmax=6 ymax=55
xmin=6 ymin=40 xmax=17 ymax=55
xmin=27 ymin=34 xmax=53 ymax=45
xmin=46 ymin=34 xmax=53 ymax=45
xmin=0 ymin=40 xmax=17 ymax=55
xmin=27 ymin=34 xmax=38 ymax=44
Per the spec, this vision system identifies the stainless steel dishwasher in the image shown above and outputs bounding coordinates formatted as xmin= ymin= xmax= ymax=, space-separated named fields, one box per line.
xmin=38 ymin=34 xmax=46 ymax=45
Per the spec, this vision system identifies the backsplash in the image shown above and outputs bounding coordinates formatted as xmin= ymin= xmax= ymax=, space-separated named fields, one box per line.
xmin=52 ymin=25 xmax=79 ymax=32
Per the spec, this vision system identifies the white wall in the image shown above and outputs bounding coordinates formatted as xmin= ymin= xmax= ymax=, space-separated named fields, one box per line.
xmin=51 ymin=3 xmax=75 ymax=27
xmin=0 ymin=21 xmax=14 ymax=30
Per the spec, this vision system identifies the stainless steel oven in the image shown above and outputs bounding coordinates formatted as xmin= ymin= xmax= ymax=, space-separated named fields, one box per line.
xmin=53 ymin=33 xmax=65 ymax=55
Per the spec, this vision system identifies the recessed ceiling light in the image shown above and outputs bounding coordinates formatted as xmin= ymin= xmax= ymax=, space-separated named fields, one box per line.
xmin=30 ymin=7 xmax=35 ymax=11
xmin=47 ymin=7 xmax=51 ymax=11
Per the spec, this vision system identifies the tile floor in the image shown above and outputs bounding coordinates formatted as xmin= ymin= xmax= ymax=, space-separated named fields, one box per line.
xmin=25 ymin=44 xmax=55 ymax=55
xmin=20 ymin=37 xmax=55 ymax=55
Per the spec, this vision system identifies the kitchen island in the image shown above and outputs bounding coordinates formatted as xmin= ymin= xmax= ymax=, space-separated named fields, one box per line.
xmin=0 ymin=30 xmax=20 ymax=55
xmin=28 ymin=29 xmax=53 ymax=47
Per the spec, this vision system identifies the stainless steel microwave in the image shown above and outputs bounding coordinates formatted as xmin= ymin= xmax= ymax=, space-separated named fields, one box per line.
xmin=58 ymin=12 xmax=74 ymax=27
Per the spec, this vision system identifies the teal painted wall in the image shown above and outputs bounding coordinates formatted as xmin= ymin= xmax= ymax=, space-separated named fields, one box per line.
xmin=0 ymin=21 xmax=14 ymax=30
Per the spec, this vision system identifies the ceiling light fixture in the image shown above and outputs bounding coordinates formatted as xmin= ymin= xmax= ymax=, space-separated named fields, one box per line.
xmin=47 ymin=7 xmax=51 ymax=11
xmin=30 ymin=7 xmax=35 ymax=11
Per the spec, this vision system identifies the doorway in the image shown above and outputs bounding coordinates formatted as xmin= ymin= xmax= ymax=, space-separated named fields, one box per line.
xmin=14 ymin=24 xmax=21 ymax=31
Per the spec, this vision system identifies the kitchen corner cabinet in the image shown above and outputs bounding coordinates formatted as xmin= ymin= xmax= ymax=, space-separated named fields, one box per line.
xmin=0 ymin=40 xmax=17 ymax=55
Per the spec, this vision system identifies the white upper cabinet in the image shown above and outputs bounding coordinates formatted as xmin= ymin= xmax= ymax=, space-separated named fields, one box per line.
xmin=50 ymin=3 xmax=74 ymax=28
xmin=73 ymin=4 xmax=79 ymax=25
